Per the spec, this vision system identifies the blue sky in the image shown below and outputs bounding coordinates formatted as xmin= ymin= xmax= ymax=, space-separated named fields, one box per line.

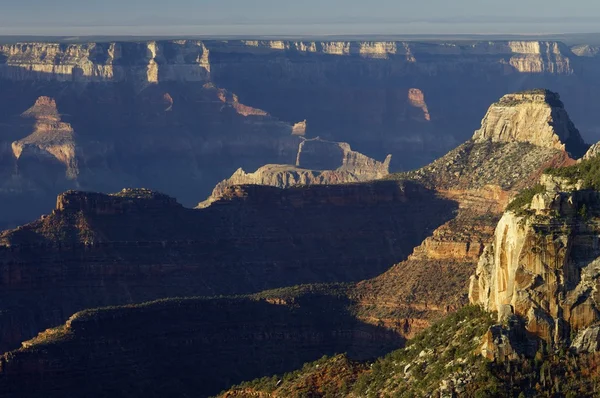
xmin=2 ymin=0 xmax=600 ymax=35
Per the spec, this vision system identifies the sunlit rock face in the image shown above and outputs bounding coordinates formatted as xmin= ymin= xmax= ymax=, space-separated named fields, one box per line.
xmin=0 ymin=39 xmax=600 ymax=228
xmin=11 ymin=97 xmax=78 ymax=180
xmin=473 ymin=90 xmax=588 ymax=158
xmin=198 ymin=137 xmax=392 ymax=208
xmin=470 ymin=176 xmax=600 ymax=350
xmin=0 ymin=41 xmax=211 ymax=84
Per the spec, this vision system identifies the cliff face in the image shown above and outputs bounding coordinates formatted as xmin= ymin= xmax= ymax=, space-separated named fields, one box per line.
xmin=350 ymin=90 xmax=582 ymax=339
xmin=1 ymin=39 xmax=600 ymax=227
xmin=472 ymin=90 xmax=588 ymax=158
xmin=469 ymin=175 xmax=600 ymax=350
xmin=0 ymin=294 xmax=401 ymax=398
xmin=0 ymin=181 xmax=455 ymax=353
xmin=199 ymin=137 xmax=391 ymax=207
xmin=0 ymin=41 xmax=211 ymax=84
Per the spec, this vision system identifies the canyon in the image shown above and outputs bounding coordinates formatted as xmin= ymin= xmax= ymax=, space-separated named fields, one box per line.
xmin=0 ymin=89 xmax=591 ymax=397
xmin=3 ymin=39 xmax=600 ymax=229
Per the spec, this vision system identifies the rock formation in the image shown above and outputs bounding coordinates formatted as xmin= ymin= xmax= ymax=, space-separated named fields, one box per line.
xmin=350 ymin=90 xmax=582 ymax=339
xmin=11 ymin=97 xmax=78 ymax=180
xmin=2 ymin=39 xmax=600 ymax=228
xmin=469 ymin=172 xmax=600 ymax=351
xmin=0 ymin=89 xmax=591 ymax=396
xmin=0 ymin=180 xmax=455 ymax=353
xmin=583 ymin=142 xmax=600 ymax=160
xmin=472 ymin=90 xmax=588 ymax=158
xmin=199 ymin=138 xmax=391 ymax=208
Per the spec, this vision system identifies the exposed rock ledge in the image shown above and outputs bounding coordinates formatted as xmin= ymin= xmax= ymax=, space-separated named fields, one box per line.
xmin=469 ymin=174 xmax=600 ymax=352
xmin=198 ymin=138 xmax=391 ymax=208
xmin=472 ymin=89 xmax=588 ymax=158
xmin=11 ymin=96 xmax=78 ymax=179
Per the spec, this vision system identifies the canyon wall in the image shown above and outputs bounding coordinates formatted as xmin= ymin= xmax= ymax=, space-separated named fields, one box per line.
xmin=0 ymin=182 xmax=456 ymax=353
xmin=350 ymin=90 xmax=580 ymax=338
xmin=2 ymin=39 xmax=600 ymax=227
xmin=470 ymin=176 xmax=600 ymax=350
xmin=0 ymin=294 xmax=401 ymax=398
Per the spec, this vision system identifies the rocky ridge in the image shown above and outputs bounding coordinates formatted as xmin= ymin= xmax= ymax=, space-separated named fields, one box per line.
xmin=349 ymin=90 xmax=580 ymax=339
xmin=0 ymin=180 xmax=454 ymax=353
xmin=199 ymin=138 xmax=391 ymax=208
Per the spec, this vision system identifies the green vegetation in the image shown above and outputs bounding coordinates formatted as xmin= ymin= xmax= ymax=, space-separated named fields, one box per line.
xmin=506 ymin=184 xmax=545 ymax=215
xmin=217 ymin=303 xmax=600 ymax=397
xmin=352 ymin=305 xmax=496 ymax=397
xmin=221 ymin=354 xmax=367 ymax=398
xmin=545 ymin=155 xmax=600 ymax=190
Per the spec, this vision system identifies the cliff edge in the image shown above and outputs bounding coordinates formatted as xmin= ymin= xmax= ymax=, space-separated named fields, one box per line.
xmin=473 ymin=89 xmax=588 ymax=158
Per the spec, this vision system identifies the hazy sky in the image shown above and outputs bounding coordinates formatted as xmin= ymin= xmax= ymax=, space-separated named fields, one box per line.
xmin=2 ymin=0 xmax=600 ymax=36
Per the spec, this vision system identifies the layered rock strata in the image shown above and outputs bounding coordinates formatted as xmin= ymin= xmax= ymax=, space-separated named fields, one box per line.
xmin=0 ymin=294 xmax=401 ymax=398
xmin=11 ymin=97 xmax=78 ymax=180
xmin=0 ymin=182 xmax=455 ymax=353
xmin=350 ymin=90 xmax=581 ymax=338
xmin=470 ymin=175 xmax=600 ymax=351
xmin=472 ymin=90 xmax=588 ymax=158
xmin=199 ymin=138 xmax=391 ymax=207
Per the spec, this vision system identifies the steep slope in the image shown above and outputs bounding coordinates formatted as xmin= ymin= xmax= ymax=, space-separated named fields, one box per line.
xmin=221 ymin=305 xmax=600 ymax=398
xmin=470 ymin=156 xmax=600 ymax=354
xmin=0 ymin=182 xmax=454 ymax=353
xmin=350 ymin=90 xmax=580 ymax=339
xmin=3 ymin=39 xmax=600 ymax=228
xmin=0 ymin=293 xmax=400 ymax=398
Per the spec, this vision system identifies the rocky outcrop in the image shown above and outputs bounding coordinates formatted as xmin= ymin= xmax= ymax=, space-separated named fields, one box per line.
xmin=11 ymin=97 xmax=78 ymax=179
xmin=296 ymin=138 xmax=391 ymax=176
xmin=350 ymin=90 xmax=579 ymax=339
xmin=469 ymin=176 xmax=600 ymax=348
xmin=199 ymin=138 xmax=391 ymax=207
xmin=583 ymin=142 xmax=600 ymax=160
xmin=408 ymin=88 xmax=431 ymax=121
xmin=0 ymin=180 xmax=456 ymax=353
xmin=473 ymin=90 xmax=588 ymax=158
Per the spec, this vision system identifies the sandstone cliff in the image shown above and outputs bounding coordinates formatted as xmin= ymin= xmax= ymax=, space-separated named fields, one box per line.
xmin=472 ymin=89 xmax=588 ymax=158
xmin=469 ymin=171 xmax=600 ymax=352
xmin=350 ymin=90 xmax=582 ymax=339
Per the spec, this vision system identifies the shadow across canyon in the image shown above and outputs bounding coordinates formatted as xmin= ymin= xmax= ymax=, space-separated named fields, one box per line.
xmin=0 ymin=290 xmax=404 ymax=398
